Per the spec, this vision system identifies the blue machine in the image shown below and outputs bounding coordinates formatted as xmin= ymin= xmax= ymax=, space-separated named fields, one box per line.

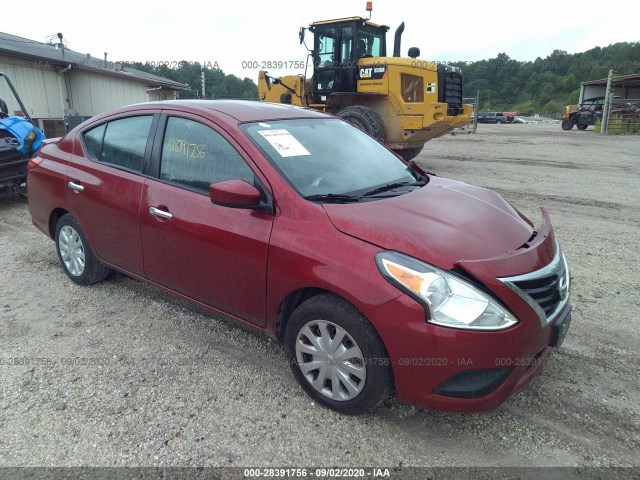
xmin=0 ymin=71 xmax=46 ymax=198
xmin=0 ymin=115 xmax=45 ymax=155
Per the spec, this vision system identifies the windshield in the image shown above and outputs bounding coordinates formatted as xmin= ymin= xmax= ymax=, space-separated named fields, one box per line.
xmin=241 ymin=118 xmax=419 ymax=198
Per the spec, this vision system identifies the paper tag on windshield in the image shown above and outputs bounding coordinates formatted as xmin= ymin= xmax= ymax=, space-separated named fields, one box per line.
xmin=257 ymin=129 xmax=310 ymax=157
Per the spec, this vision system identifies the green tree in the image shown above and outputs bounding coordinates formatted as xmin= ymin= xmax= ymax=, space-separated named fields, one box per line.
xmin=459 ymin=42 xmax=640 ymax=113
xmin=122 ymin=61 xmax=258 ymax=99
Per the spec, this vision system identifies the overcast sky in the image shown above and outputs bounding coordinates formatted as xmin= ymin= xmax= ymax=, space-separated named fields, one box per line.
xmin=6 ymin=0 xmax=639 ymax=79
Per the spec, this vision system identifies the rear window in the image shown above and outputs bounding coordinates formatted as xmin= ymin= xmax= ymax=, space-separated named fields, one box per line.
xmin=82 ymin=124 xmax=105 ymax=159
xmin=101 ymin=117 xmax=153 ymax=172
xmin=81 ymin=116 xmax=153 ymax=173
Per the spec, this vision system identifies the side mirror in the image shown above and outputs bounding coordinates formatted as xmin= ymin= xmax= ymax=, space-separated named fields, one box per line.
xmin=209 ymin=180 xmax=262 ymax=208
xmin=299 ymin=27 xmax=306 ymax=45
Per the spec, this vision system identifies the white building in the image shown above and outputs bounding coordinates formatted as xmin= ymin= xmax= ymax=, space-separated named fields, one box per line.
xmin=0 ymin=32 xmax=187 ymax=137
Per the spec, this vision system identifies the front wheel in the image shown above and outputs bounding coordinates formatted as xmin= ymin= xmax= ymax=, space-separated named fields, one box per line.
xmin=284 ymin=294 xmax=392 ymax=415
xmin=55 ymin=214 xmax=111 ymax=285
xmin=561 ymin=119 xmax=574 ymax=130
xmin=337 ymin=106 xmax=386 ymax=144
xmin=393 ymin=145 xmax=424 ymax=162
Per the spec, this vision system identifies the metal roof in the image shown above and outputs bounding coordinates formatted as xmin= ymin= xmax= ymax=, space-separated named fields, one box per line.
xmin=0 ymin=31 xmax=188 ymax=90
xmin=581 ymin=73 xmax=640 ymax=88
xmin=310 ymin=17 xmax=389 ymax=29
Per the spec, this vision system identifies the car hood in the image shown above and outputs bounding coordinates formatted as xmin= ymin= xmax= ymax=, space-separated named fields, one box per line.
xmin=323 ymin=176 xmax=534 ymax=269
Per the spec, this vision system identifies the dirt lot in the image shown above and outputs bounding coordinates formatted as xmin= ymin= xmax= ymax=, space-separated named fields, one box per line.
xmin=1 ymin=124 xmax=639 ymax=471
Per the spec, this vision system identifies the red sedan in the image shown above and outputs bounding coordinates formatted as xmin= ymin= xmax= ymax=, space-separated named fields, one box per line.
xmin=27 ymin=100 xmax=572 ymax=415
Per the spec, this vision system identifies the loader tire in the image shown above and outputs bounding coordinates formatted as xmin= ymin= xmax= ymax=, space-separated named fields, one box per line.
xmin=393 ymin=146 xmax=424 ymax=162
xmin=337 ymin=106 xmax=386 ymax=144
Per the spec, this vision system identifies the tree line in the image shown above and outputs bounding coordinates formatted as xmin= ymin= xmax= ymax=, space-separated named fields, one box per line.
xmin=451 ymin=42 xmax=640 ymax=115
xmin=127 ymin=41 xmax=640 ymax=115
xmin=127 ymin=61 xmax=258 ymax=100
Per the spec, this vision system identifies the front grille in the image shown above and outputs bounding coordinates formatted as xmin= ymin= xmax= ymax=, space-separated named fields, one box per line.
xmin=437 ymin=64 xmax=464 ymax=115
xmin=444 ymin=72 xmax=463 ymax=115
xmin=0 ymin=135 xmax=23 ymax=166
xmin=499 ymin=244 xmax=570 ymax=326
xmin=511 ymin=268 xmax=563 ymax=317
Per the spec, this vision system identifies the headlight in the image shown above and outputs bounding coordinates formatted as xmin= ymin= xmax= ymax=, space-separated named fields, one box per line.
xmin=24 ymin=129 xmax=37 ymax=149
xmin=376 ymin=251 xmax=517 ymax=331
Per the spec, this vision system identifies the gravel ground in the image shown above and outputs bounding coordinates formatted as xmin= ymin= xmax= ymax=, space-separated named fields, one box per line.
xmin=0 ymin=124 xmax=639 ymax=470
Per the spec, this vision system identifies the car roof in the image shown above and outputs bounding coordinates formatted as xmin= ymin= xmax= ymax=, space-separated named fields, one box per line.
xmin=135 ymin=99 xmax=330 ymax=122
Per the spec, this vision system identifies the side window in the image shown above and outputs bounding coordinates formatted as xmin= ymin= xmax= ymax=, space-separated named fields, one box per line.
xmin=358 ymin=29 xmax=384 ymax=57
xmin=82 ymin=124 xmax=106 ymax=159
xmin=340 ymin=26 xmax=354 ymax=62
xmin=317 ymin=28 xmax=336 ymax=65
xmin=160 ymin=117 xmax=255 ymax=193
xmin=401 ymin=74 xmax=424 ymax=103
xmin=369 ymin=36 xmax=382 ymax=57
xmin=99 ymin=116 xmax=153 ymax=172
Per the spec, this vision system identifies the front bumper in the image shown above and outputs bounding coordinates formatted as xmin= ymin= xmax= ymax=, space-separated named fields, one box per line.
xmin=389 ymin=104 xmax=473 ymax=148
xmin=365 ymin=209 xmax=571 ymax=412
xmin=369 ymin=295 xmax=570 ymax=412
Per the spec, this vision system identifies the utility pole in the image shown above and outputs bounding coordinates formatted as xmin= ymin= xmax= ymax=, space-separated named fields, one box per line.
xmin=602 ymin=69 xmax=614 ymax=134
xmin=472 ymin=90 xmax=479 ymax=133
xmin=201 ymin=71 xmax=205 ymax=98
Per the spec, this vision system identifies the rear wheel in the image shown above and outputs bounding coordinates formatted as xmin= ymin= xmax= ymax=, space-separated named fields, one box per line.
xmin=577 ymin=124 xmax=588 ymax=130
xmin=393 ymin=146 xmax=424 ymax=162
xmin=337 ymin=106 xmax=386 ymax=144
xmin=284 ymin=294 xmax=392 ymax=415
xmin=561 ymin=118 xmax=574 ymax=130
xmin=55 ymin=214 xmax=111 ymax=285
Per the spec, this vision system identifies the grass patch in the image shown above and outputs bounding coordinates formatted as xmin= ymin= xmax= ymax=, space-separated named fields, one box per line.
xmin=607 ymin=117 xmax=640 ymax=135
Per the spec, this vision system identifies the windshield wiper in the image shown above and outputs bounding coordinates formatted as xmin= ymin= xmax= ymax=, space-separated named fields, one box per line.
xmin=360 ymin=179 xmax=427 ymax=198
xmin=305 ymin=177 xmax=428 ymax=203
xmin=303 ymin=193 xmax=362 ymax=203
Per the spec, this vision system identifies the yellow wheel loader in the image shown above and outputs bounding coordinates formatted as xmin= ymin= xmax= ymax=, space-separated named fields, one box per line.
xmin=257 ymin=13 xmax=472 ymax=161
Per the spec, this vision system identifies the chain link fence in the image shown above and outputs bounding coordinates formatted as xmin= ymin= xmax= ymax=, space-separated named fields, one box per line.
xmin=603 ymin=98 xmax=640 ymax=134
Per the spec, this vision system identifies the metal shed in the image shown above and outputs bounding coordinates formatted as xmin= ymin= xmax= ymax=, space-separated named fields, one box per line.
xmin=0 ymin=32 xmax=188 ymax=137
xmin=579 ymin=74 xmax=640 ymax=104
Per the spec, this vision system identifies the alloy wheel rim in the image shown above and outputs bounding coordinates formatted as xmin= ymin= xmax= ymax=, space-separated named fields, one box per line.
xmin=295 ymin=319 xmax=366 ymax=401
xmin=59 ymin=225 xmax=86 ymax=276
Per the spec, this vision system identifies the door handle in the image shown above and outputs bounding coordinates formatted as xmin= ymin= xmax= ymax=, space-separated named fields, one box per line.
xmin=67 ymin=181 xmax=84 ymax=192
xmin=149 ymin=206 xmax=173 ymax=220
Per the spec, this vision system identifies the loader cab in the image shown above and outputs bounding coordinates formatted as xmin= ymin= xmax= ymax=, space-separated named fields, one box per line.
xmin=309 ymin=17 xmax=388 ymax=104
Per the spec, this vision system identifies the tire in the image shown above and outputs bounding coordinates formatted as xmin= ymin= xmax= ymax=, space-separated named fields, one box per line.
xmin=561 ymin=119 xmax=574 ymax=130
xmin=496 ymin=120 xmax=502 ymax=124
xmin=393 ymin=145 xmax=424 ymax=162
xmin=284 ymin=294 xmax=392 ymax=415
xmin=55 ymin=214 xmax=111 ymax=285
xmin=577 ymin=124 xmax=588 ymax=130
xmin=337 ymin=106 xmax=386 ymax=144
